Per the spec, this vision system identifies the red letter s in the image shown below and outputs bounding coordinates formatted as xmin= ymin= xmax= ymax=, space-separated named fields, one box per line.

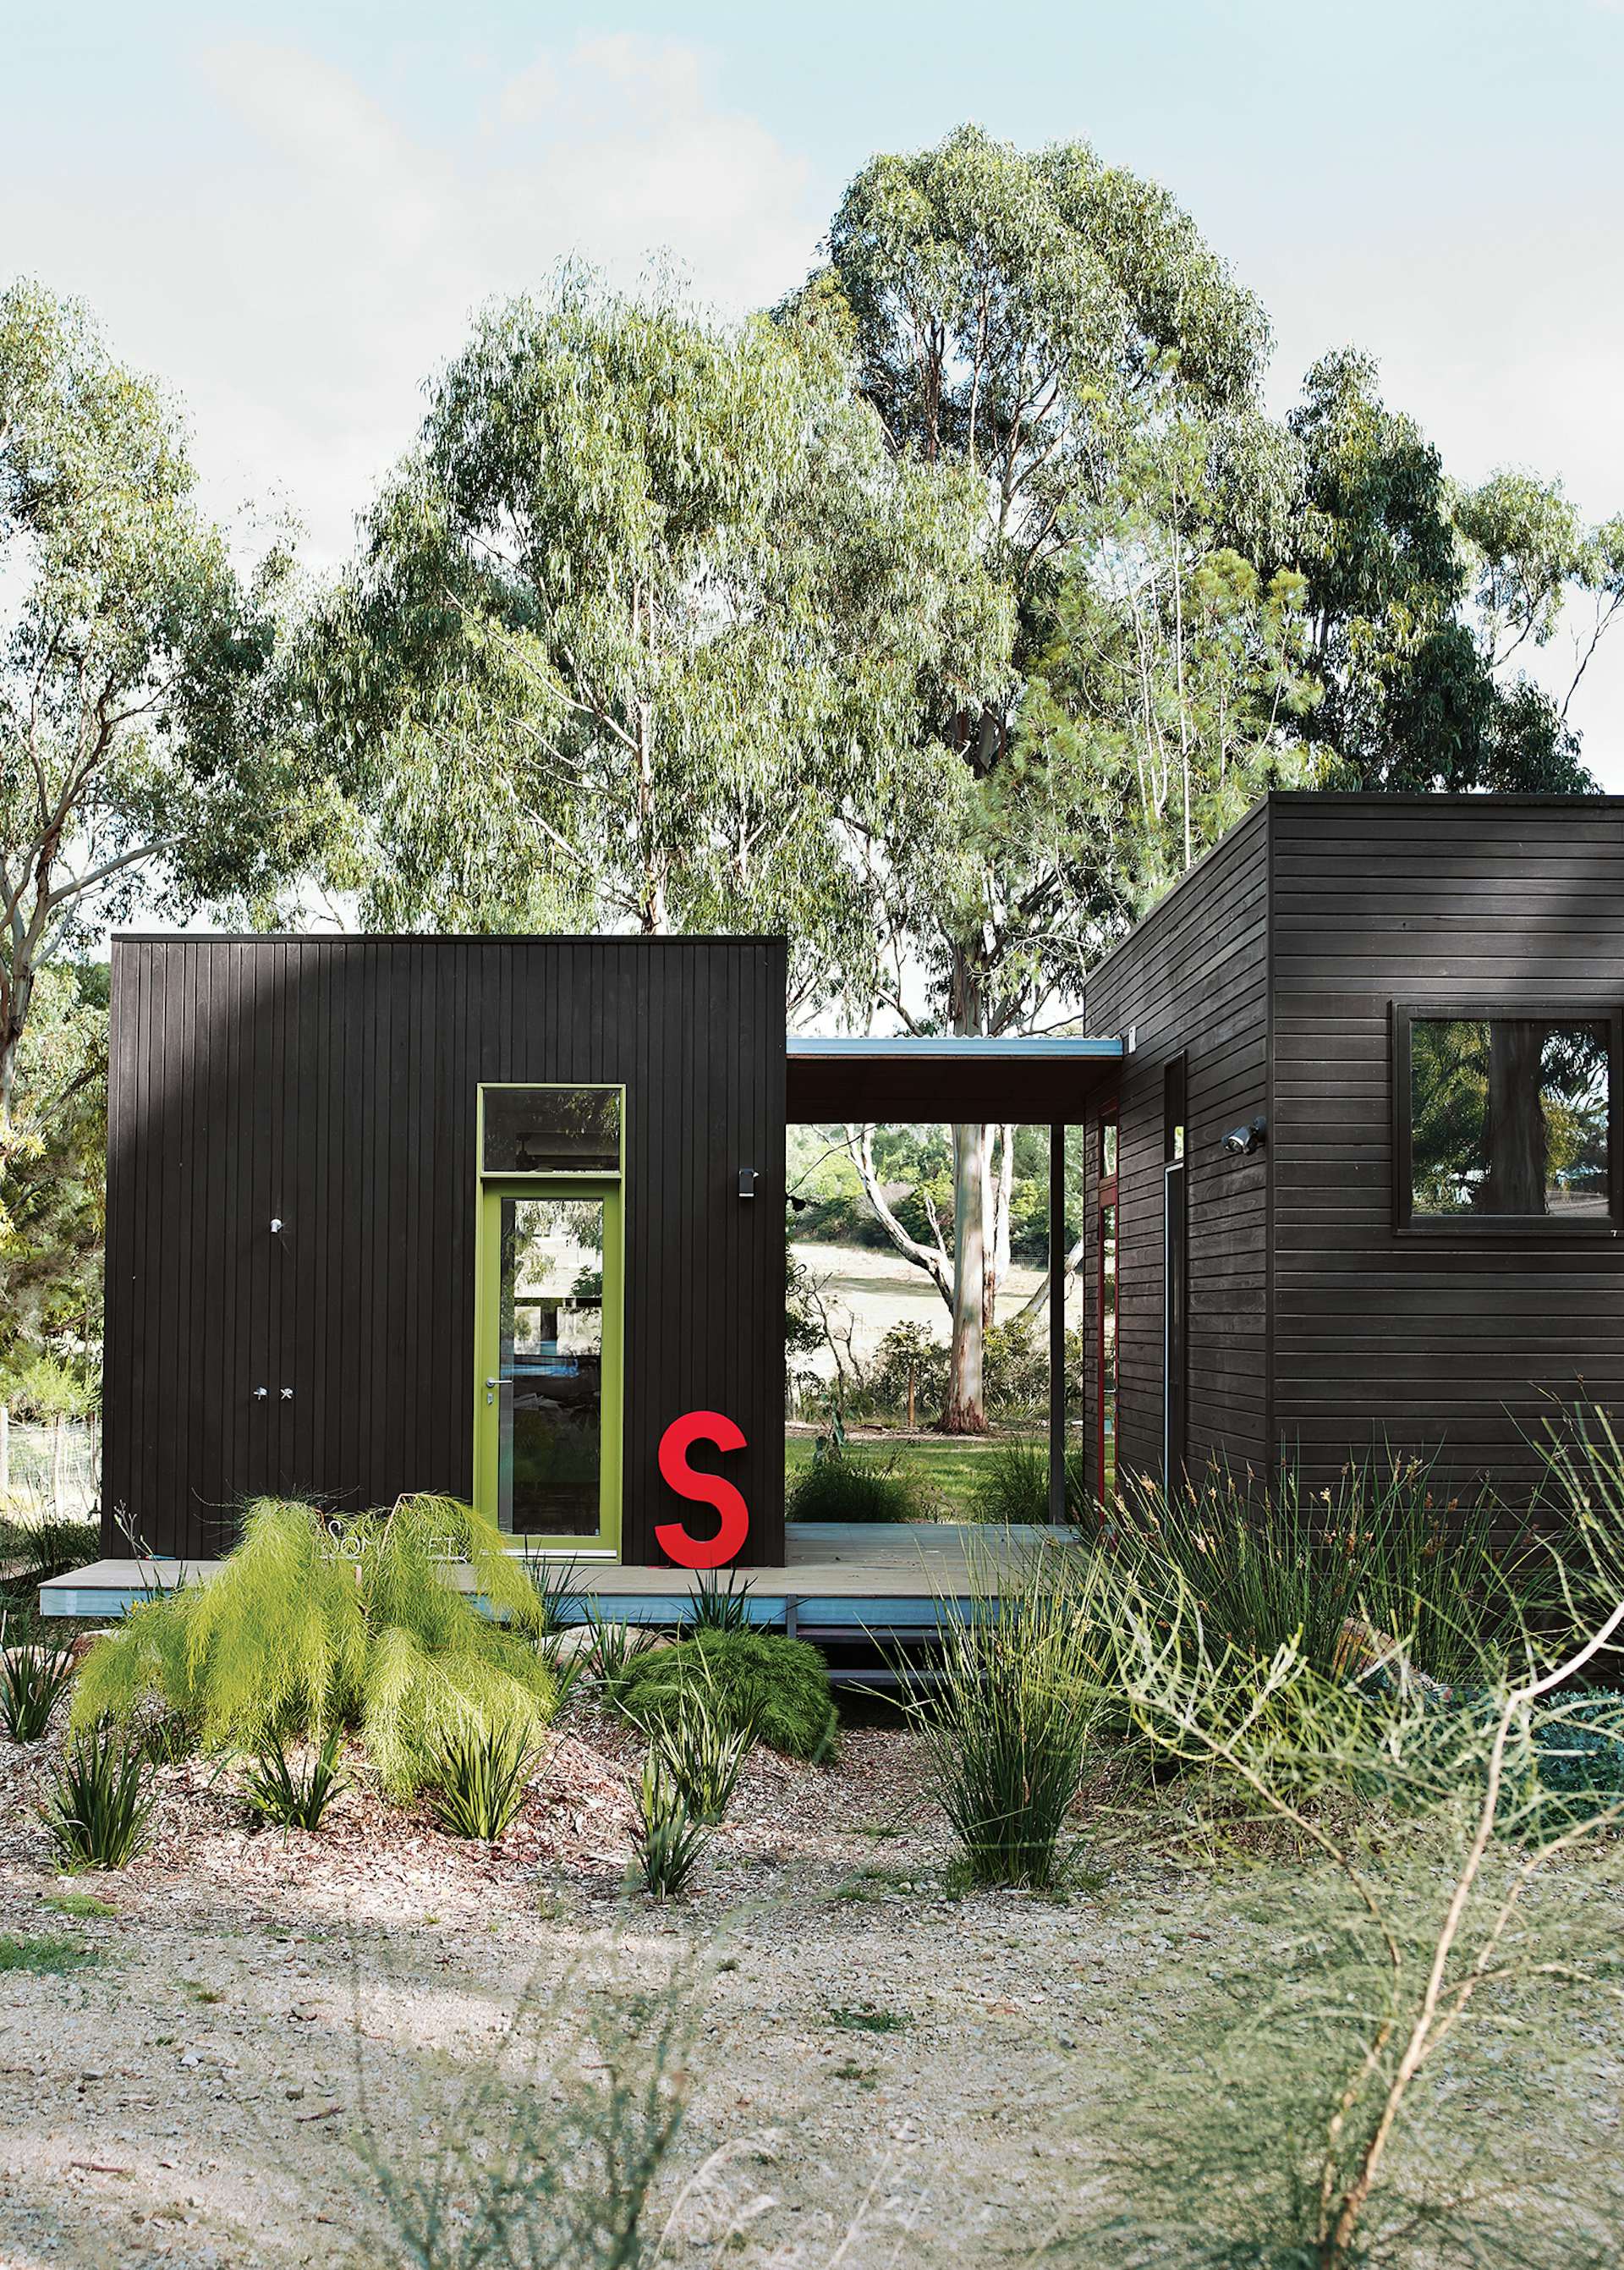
xmin=655 ymin=1410 xmax=750 ymax=1570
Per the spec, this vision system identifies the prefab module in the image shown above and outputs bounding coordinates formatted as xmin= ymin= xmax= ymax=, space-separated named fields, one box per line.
xmin=100 ymin=792 xmax=1624 ymax=1569
xmin=1080 ymin=793 xmax=1624 ymax=1504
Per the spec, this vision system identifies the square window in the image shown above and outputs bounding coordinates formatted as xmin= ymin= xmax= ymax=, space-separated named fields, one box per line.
xmin=1396 ymin=1010 xmax=1619 ymax=1231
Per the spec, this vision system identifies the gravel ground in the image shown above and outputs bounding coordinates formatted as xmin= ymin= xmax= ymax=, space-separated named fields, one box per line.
xmin=0 ymin=1701 xmax=1252 ymax=2269
xmin=0 ymin=1703 xmax=1617 ymax=2268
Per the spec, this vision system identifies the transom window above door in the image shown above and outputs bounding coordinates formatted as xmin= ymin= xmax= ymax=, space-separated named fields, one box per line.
xmin=480 ymin=1085 xmax=623 ymax=1176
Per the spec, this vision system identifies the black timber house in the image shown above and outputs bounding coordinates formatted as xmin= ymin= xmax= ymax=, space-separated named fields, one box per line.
xmin=100 ymin=794 xmax=1624 ymax=1564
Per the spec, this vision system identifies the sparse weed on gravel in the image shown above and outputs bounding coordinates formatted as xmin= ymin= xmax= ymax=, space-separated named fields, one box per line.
xmin=42 ymin=1890 xmax=115 ymax=1918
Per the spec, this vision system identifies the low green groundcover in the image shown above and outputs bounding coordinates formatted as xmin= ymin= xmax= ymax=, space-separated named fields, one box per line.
xmin=607 ymin=1628 xmax=837 ymax=1763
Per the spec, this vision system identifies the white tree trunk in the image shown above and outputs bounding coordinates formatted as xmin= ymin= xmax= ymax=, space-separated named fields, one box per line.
xmin=941 ymin=1120 xmax=989 ymax=1432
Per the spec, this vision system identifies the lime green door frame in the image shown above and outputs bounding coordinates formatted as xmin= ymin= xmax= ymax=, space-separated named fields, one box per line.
xmin=472 ymin=1177 xmax=624 ymax=1558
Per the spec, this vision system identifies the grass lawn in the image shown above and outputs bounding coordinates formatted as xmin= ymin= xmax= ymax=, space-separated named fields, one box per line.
xmin=785 ymin=1431 xmax=1040 ymax=1522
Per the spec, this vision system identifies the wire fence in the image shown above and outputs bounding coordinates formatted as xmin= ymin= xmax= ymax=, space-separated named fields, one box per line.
xmin=0 ymin=1416 xmax=100 ymax=1521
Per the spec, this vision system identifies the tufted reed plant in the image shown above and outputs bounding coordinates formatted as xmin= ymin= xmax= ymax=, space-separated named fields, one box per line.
xmin=907 ymin=1542 xmax=1106 ymax=1890
xmin=70 ymin=1495 xmax=558 ymax=1794
xmin=242 ymin=1727 xmax=348 ymax=1832
xmin=0 ymin=1631 xmax=78 ymax=1742
xmin=1111 ymin=1457 xmax=1518 ymax=1690
xmin=45 ymin=1726 xmax=156 ymax=1871
xmin=639 ymin=1680 xmax=754 ymax=1824
xmin=1084 ymin=1515 xmax=1624 ymax=2270
xmin=630 ymin=1752 xmax=709 ymax=1899
xmin=428 ymin=1719 xmax=535 ymax=1841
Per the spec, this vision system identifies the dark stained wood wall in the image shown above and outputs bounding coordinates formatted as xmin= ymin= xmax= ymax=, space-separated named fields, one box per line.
xmin=1269 ymin=794 xmax=1624 ymax=1498
xmin=103 ymin=937 xmax=787 ymax=1564
xmin=1081 ymin=805 xmax=1273 ymax=1492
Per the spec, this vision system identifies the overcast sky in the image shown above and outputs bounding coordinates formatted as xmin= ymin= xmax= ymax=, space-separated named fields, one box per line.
xmin=8 ymin=0 xmax=1623 ymax=778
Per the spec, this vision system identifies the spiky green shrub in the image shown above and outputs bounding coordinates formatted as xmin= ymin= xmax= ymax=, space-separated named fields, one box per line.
xmin=968 ymin=1438 xmax=1090 ymax=1525
xmin=641 ymin=1685 xmax=754 ymax=1822
xmin=428 ymin=1721 xmax=535 ymax=1841
xmin=70 ymin=1496 xmax=557 ymax=1793
xmin=0 ymin=1640 xmax=77 ymax=1741
xmin=242 ymin=1729 xmax=348 ymax=1831
xmin=630 ymin=1753 xmax=708 ymax=1898
xmin=908 ymin=1550 xmax=1103 ymax=1888
xmin=45 ymin=1729 xmax=156 ymax=1871
xmin=606 ymin=1627 xmax=837 ymax=1763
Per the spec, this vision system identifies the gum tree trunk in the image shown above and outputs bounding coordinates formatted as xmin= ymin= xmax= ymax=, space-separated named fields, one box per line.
xmin=941 ymin=1119 xmax=989 ymax=1432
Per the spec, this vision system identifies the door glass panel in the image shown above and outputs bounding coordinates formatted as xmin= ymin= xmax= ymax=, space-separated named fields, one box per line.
xmin=499 ymin=1195 xmax=604 ymax=1536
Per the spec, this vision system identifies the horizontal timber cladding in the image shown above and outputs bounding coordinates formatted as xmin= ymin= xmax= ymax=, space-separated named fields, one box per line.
xmin=102 ymin=936 xmax=788 ymax=1564
xmin=1267 ymin=794 xmax=1624 ymax=1500
xmin=1080 ymin=803 xmax=1273 ymax=1495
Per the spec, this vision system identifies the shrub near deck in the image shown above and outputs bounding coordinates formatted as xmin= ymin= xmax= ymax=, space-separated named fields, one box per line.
xmin=607 ymin=1630 xmax=838 ymax=1763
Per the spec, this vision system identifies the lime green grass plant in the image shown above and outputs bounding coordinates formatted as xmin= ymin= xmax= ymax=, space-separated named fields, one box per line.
xmin=72 ymin=1495 xmax=557 ymax=1792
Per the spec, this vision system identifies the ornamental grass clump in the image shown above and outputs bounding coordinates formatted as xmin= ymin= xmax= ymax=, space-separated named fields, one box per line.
xmin=1114 ymin=1457 xmax=1515 ymax=1689
xmin=45 ymin=1728 xmax=156 ymax=1871
xmin=909 ymin=1547 xmax=1105 ymax=1889
xmin=606 ymin=1625 xmax=837 ymax=1763
xmin=71 ymin=1495 xmax=558 ymax=1793
xmin=0 ymin=1635 xmax=77 ymax=1742
xmin=630 ymin=1753 xmax=709 ymax=1899
xmin=428 ymin=1721 xmax=535 ymax=1841
xmin=641 ymin=1682 xmax=754 ymax=1823
xmin=241 ymin=1729 xmax=348 ymax=1832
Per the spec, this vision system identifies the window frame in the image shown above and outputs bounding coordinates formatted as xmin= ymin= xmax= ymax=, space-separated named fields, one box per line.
xmin=1391 ymin=1001 xmax=1624 ymax=1237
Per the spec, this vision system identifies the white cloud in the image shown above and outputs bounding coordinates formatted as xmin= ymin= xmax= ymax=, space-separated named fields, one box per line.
xmin=5 ymin=35 xmax=820 ymax=565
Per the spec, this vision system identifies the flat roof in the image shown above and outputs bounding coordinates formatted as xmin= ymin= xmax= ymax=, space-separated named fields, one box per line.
xmin=786 ymin=1033 xmax=1123 ymax=1121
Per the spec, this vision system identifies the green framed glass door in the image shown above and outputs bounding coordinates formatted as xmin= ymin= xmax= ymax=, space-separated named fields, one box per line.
xmin=474 ymin=1181 xmax=623 ymax=1555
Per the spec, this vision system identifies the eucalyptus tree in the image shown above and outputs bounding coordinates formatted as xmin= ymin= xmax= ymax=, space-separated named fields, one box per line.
xmin=1287 ymin=352 xmax=1616 ymax=792
xmin=0 ymin=280 xmax=317 ymax=1138
xmin=303 ymin=271 xmax=1011 ymax=1014
xmin=791 ymin=126 xmax=1274 ymax=1426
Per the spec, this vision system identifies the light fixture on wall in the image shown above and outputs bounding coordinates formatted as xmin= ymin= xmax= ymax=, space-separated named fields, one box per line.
xmin=738 ymin=1168 xmax=759 ymax=1199
xmin=1221 ymin=1118 xmax=1268 ymax=1157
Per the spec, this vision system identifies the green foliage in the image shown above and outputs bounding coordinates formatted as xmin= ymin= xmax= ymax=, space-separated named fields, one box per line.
xmin=427 ymin=1721 xmax=535 ymax=1841
xmin=44 ymin=1727 xmax=156 ymax=1870
xmin=0 ymin=1932 xmax=99 ymax=1975
xmin=629 ymin=1753 xmax=709 ymax=1899
xmin=683 ymin=1566 xmax=754 ymax=1634
xmin=42 ymin=1890 xmax=114 ymax=1919
xmin=787 ymin=1448 xmax=924 ymax=1524
xmin=906 ymin=1551 xmax=1101 ymax=1888
xmin=607 ymin=1628 xmax=837 ymax=1764
xmin=1288 ymin=351 xmax=1600 ymax=796
xmin=0 ymin=1637 xmax=76 ymax=1741
xmin=641 ymin=1686 xmax=754 ymax=1825
xmin=301 ymin=265 xmax=1009 ymax=1012
xmin=967 ymin=1437 xmax=1090 ymax=1525
xmin=1113 ymin=1459 xmax=1515 ymax=1687
xmin=71 ymin=1496 xmax=558 ymax=1794
xmin=0 ymin=282 xmax=329 ymax=1134
xmin=0 ymin=1516 xmax=100 ymax=1587
xmin=241 ymin=1729 xmax=348 ymax=1832
xmin=1528 ymin=1692 xmax=1624 ymax=1826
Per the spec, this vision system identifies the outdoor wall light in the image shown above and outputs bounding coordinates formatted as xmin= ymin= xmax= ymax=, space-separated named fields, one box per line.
xmin=738 ymin=1168 xmax=759 ymax=1199
xmin=1222 ymin=1118 xmax=1268 ymax=1157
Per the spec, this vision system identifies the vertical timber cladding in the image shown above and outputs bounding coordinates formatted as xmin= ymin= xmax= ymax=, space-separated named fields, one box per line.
xmin=102 ymin=937 xmax=788 ymax=1564
xmin=1081 ymin=805 xmax=1273 ymax=1493
xmin=1268 ymin=794 xmax=1624 ymax=1500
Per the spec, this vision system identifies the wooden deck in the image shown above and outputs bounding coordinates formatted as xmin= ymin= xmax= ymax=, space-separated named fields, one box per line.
xmin=39 ymin=1522 xmax=1076 ymax=1638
